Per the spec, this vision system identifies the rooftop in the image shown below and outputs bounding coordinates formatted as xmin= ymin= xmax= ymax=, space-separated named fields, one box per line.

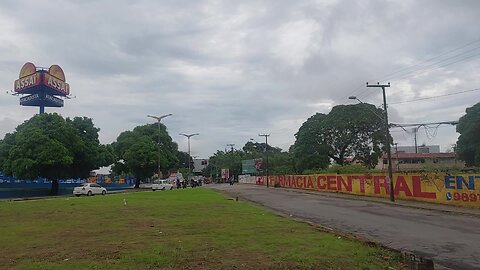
xmin=383 ymin=152 xmax=456 ymax=159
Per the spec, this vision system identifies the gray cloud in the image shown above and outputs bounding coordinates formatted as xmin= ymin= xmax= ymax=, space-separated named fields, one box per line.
xmin=1 ymin=0 xmax=479 ymax=157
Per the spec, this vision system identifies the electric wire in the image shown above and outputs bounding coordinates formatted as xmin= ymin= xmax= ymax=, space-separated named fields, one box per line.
xmin=380 ymin=44 xmax=480 ymax=82
xmin=375 ymin=39 xmax=480 ymax=82
xmin=340 ymin=38 xmax=480 ymax=103
xmin=389 ymin=88 xmax=480 ymax=105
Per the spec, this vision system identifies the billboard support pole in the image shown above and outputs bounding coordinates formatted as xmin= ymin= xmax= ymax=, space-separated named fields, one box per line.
xmin=259 ymin=134 xmax=270 ymax=187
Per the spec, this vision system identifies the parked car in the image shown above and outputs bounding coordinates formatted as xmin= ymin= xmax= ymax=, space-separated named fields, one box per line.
xmin=73 ymin=183 xmax=107 ymax=196
xmin=152 ymin=179 xmax=174 ymax=191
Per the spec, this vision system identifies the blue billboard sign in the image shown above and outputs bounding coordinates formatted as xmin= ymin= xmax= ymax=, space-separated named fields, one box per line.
xmin=19 ymin=93 xmax=63 ymax=107
xmin=242 ymin=158 xmax=263 ymax=174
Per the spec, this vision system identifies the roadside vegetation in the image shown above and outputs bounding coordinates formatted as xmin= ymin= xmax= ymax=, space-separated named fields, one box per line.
xmin=0 ymin=189 xmax=403 ymax=269
xmin=0 ymin=102 xmax=478 ymax=191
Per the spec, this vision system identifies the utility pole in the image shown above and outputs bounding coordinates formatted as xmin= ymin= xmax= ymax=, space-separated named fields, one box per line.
xmin=367 ymin=82 xmax=394 ymax=202
xmin=147 ymin=114 xmax=172 ymax=180
xmin=452 ymin=144 xmax=457 ymax=169
xmin=258 ymin=134 xmax=270 ymax=188
xmin=394 ymin=143 xmax=399 ymax=171
xmin=413 ymin=127 xmax=418 ymax=153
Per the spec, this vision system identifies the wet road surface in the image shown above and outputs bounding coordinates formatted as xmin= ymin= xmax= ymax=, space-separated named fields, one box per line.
xmin=209 ymin=184 xmax=480 ymax=270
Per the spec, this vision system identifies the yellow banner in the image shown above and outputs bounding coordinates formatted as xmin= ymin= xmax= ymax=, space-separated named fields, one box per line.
xmin=256 ymin=173 xmax=480 ymax=208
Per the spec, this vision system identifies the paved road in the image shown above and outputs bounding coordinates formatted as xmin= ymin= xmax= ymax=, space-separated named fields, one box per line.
xmin=209 ymin=184 xmax=480 ymax=270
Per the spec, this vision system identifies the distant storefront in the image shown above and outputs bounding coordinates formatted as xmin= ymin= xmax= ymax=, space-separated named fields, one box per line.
xmin=376 ymin=152 xmax=464 ymax=171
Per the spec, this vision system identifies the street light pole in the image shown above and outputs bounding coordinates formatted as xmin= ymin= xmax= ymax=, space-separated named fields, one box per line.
xmin=366 ymin=82 xmax=394 ymax=202
xmin=258 ymin=134 xmax=270 ymax=188
xmin=179 ymin=133 xmax=199 ymax=177
xmin=147 ymin=114 xmax=172 ymax=180
xmin=348 ymin=96 xmax=385 ymax=121
xmin=227 ymin=144 xmax=235 ymax=181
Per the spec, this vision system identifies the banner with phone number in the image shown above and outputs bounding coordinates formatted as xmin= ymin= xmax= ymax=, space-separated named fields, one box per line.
xmin=256 ymin=173 xmax=480 ymax=208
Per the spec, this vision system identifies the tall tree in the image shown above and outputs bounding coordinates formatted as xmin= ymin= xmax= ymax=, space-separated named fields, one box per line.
xmin=0 ymin=113 xmax=110 ymax=195
xmin=123 ymin=137 xmax=157 ymax=184
xmin=292 ymin=103 xmax=387 ymax=172
xmin=291 ymin=113 xmax=333 ymax=173
xmin=112 ymin=123 xmax=180 ymax=187
xmin=68 ymin=116 xmax=115 ymax=177
xmin=456 ymin=102 xmax=480 ymax=166
xmin=176 ymin=151 xmax=192 ymax=169
xmin=204 ymin=141 xmax=295 ymax=179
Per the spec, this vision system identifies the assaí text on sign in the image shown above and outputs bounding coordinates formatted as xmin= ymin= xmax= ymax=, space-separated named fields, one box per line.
xmin=14 ymin=73 xmax=40 ymax=92
xmin=44 ymin=73 xmax=70 ymax=95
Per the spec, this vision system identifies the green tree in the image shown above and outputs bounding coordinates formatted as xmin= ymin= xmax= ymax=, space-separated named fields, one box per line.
xmin=68 ymin=117 xmax=115 ymax=177
xmin=291 ymin=113 xmax=333 ymax=173
xmin=176 ymin=151 xmax=192 ymax=170
xmin=292 ymin=103 xmax=387 ymax=173
xmin=268 ymin=151 xmax=295 ymax=175
xmin=0 ymin=133 xmax=15 ymax=173
xmin=204 ymin=141 xmax=295 ymax=180
xmin=112 ymin=124 xmax=180 ymax=188
xmin=0 ymin=113 xmax=110 ymax=195
xmin=456 ymin=102 xmax=480 ymax=167
xmin=124 ymin=137 xmax=157 ymax=184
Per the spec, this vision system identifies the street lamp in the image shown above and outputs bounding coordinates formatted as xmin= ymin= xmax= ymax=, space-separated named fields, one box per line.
xmin=348 ymin=96 xmax=384 ymax=121
xmin=179 ymin=133 xmax=199 ymax=177
xmin=147 ymin=114 xmax=172 ymax=180
xmin=258 ymin=134 xmax=270 ymax=188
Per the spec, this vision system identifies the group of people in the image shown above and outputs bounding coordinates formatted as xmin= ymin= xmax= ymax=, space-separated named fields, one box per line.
xmin=175 ymin=177 xmax=203 ymax=189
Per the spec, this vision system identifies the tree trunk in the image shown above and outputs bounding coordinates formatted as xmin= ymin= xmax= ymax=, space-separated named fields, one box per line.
xmin=50 ymin=180 xmax=59 ymax=196
xmin=134 ymin=178 xmax=140 ymax=189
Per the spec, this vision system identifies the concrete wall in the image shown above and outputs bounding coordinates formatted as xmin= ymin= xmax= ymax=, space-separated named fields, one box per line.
xmin=251 ymin=173 xmax=480 ymax=208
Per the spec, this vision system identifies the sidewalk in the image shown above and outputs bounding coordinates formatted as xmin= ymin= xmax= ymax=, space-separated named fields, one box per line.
xmin=266 ymin=185 xmax=480 ymax=217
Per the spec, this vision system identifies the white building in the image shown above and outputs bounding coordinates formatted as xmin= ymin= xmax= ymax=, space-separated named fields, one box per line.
xmin=395 ymin=145 xmax=440 ymax=154
xmin=192 ymin=159 xmax=208 ymax=173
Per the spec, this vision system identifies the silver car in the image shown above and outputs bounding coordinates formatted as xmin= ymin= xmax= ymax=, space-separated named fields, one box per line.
xmin=73 ymin=183 xmax=107 ymax=196
xmin=152 ymin=179 xmax=174 ymax=191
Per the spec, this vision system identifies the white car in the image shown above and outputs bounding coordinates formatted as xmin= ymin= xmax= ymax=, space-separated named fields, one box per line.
xmin=73 ymin=183 xmax=107 ymax=196
xmin=152 ymin=179 xmax=174 ymax=191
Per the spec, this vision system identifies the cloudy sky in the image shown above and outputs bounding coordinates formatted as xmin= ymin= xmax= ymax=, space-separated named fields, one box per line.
xmin=1 ymin=0 xmax=479 ymax=158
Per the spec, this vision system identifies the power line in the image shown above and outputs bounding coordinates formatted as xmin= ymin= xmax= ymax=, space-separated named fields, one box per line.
xmin=342 ymin=38 xmax=480 ymax=102
xmin=390 ymin=121 xmax=458 ymax=149
xmin=359 ymin=51 xmax=480 ymax=101
xmin=387 ymin=50 xmax=480 ymax=83
xmin=391 ymin=121 xmax=458 ymax=128
xmin=358 ymin=50 xmax=480 ymax=103
xmin=375 ymin=39 xmax=480 ymax=82
xmin=381 ymin=45 xmax=480 ymax=82
xmin=389 ymin=87 xmax=480 ymax=105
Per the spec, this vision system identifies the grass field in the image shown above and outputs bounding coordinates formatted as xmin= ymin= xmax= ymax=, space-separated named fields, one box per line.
xmin=0 ymin=188 xmax=403 ymax=269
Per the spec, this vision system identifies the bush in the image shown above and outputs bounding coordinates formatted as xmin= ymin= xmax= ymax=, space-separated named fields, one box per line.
xmin=303 ymin=165 xmax=374 ymax=175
